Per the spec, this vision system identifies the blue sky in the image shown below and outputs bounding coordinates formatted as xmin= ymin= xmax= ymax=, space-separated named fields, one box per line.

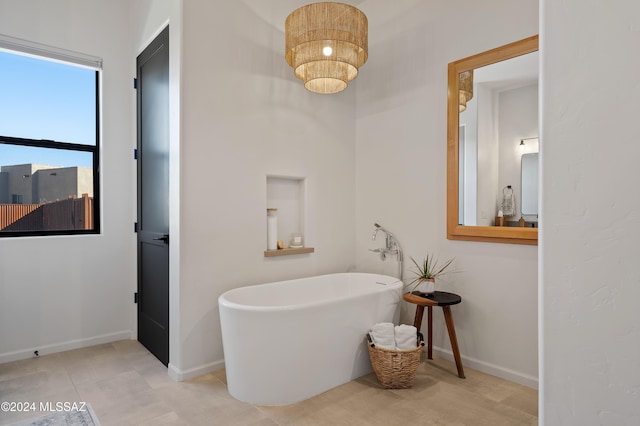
xmin=0 ymin=50 xmax=96 ymax=168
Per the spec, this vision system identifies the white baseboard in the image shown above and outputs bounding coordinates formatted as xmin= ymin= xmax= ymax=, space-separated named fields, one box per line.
xmin=0 ymin=330 xmax=133 ymax=365
xmin=432 ymin=346 xmax=538 ymax=389
xmin=168 ymin=359 xmax=225 ymax=382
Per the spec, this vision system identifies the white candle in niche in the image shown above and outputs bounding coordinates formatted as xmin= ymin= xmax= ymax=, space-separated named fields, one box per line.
xmin=289 ymin=233 xmax=303 ymax=248
xmin=267 ymin=208 xmax=278 ymax=250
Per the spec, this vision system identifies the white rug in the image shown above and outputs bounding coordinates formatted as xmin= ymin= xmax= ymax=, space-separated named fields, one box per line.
xmin=7 ymin=404 xmax=100 ymax=426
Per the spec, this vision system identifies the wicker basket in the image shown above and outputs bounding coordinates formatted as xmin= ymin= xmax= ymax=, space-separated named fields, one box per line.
xmin=367 ymin=332 xmax=425 ymax=389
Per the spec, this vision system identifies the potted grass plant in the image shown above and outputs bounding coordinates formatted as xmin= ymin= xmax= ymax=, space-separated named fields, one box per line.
xmin=406 ymin=254 xmax=455 ymax=294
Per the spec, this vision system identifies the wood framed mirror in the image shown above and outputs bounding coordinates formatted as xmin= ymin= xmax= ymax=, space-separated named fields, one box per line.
xmin=447 ymin=35 xmax=539 ymax=245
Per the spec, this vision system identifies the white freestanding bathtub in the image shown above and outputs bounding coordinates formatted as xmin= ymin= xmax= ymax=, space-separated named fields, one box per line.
xmin=218 ymin=273 xmax=403 ymax=406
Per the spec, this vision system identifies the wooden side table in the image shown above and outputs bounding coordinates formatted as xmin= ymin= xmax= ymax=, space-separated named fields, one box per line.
xmin=403 ymin=291 xmax=465 ymax=378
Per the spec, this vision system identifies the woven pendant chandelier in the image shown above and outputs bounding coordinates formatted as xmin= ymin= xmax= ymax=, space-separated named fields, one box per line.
xmin=285 ymin=2 xmax=368 ymax=94
xmin=459 ymin=70 xmax=473 ymax=112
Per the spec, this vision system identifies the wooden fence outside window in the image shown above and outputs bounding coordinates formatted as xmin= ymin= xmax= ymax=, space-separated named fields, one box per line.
xmin=0 ymin=194 xmax=93 ymax=232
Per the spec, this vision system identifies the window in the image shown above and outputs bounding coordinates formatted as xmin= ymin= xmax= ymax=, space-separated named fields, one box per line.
xmin=0 ymin=39 xmax=101 ymax=237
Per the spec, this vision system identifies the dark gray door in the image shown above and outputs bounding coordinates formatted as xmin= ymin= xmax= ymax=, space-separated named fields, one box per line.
xmin=137 ymin=26 xmax=169 ymax=366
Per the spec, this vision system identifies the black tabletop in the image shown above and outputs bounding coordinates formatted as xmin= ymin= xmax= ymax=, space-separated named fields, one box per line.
xmin=411 ymin=291 xmax=462 ymax=306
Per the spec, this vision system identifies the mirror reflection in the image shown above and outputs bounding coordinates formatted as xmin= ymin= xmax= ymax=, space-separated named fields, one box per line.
xmin=447 ymin=35 xmax=538 ymax=245
xmin=458 ymin=51 xmax=538 ymax=227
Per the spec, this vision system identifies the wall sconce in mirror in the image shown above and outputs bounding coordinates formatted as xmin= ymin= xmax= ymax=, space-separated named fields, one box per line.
xmin=447 ymin=35 xmax=539 ymax=245
xmin=519 ymin=137 xmax=539 ymax=154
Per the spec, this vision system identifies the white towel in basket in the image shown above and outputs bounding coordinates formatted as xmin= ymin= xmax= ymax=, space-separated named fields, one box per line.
xmin=369 ymin=322 xmax=396 ymax=350
xmin=394 ymin=324 xmax=418 ymax=350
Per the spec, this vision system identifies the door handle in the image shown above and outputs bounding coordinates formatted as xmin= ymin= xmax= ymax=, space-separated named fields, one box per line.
xmin=153 ymin=234 xmax=169 ymax=244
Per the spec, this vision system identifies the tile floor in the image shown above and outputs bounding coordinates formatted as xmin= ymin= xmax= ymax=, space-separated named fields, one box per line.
xmin=0 ymin=340 xmax=537 ymax=425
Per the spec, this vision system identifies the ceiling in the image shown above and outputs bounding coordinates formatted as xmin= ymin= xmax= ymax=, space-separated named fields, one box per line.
xmin=241 ymin=0 xmax=422 ymax=34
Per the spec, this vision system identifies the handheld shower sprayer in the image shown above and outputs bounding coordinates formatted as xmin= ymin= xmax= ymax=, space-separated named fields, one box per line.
xmin=372 ymin=223 xmax=393 ymax=239
xmin=372 ymin=223 xmax=382 ymax=240
xmin=369 ymin=222 xmax=404 ymax=281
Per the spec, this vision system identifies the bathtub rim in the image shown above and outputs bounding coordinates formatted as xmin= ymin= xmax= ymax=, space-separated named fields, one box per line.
xmin=218 ymin=272 xmax=403 ymax=313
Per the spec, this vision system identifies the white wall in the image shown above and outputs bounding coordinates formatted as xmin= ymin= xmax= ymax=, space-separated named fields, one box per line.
xmin=174 ymin=0 xmax=358 ymax=378
xmin=0 ymin=0 xmax=136 ymax=362
xmin=355 ymin=0 xmax=539 ymax=387
xmin=541 ymin=0 xmax=640 ymax=423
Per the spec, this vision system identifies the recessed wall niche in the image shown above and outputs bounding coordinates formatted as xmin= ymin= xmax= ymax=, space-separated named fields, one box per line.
xmin=265 ymin=175 xmax=314 ymax=257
